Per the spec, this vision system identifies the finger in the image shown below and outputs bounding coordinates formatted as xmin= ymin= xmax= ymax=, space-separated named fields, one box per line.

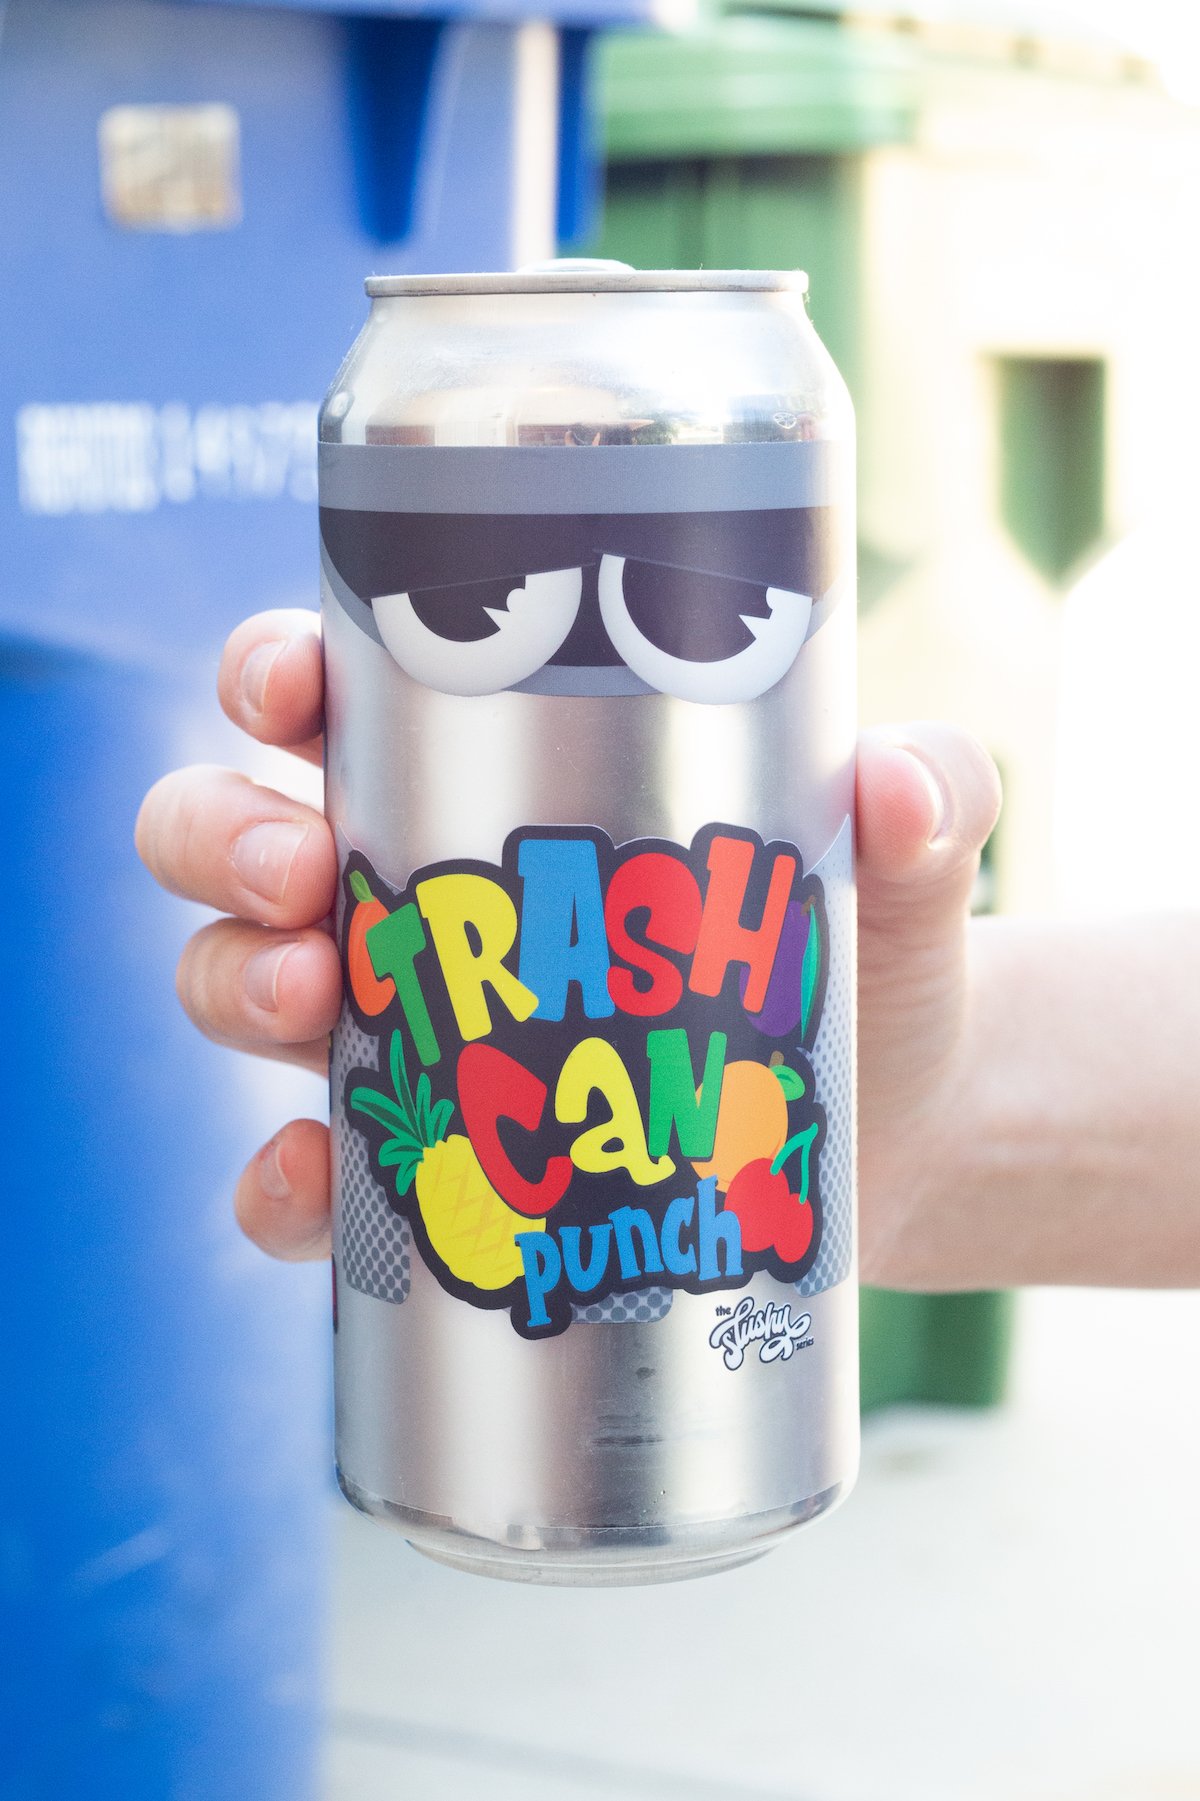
xmin=235 ymin=1118 xmax=331 ymax=1261
xmin=136 ymin=765 xmax=336 ymax=928
xmin=855 ymin=723 xmax=1002 ymax=1112
xmin=856 ymin=723 xmax=1002 ymax=950
xmin=218 ymin=609 xmax=324 ymax=766
xmin=176 ymin=919 xmax=341 ymax=1075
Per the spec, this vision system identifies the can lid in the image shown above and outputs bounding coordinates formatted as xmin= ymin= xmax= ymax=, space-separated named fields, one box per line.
xmin=364 ymin=264 xmax=809 ymax=298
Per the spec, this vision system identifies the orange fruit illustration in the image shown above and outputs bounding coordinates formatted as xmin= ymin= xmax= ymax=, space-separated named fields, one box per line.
xmin=347 ymin=869 xmax=394 ymax=1016
xmin=691 ymin=1060 xmax=790 ymax=1193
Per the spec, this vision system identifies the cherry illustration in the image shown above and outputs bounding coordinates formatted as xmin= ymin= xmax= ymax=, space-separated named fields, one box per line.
xmin=723 ymin=1125 xmax=818 ymax=1265
xmin=772 ymin=1192 xmax=814 ymax=1264
xmin=725 ymin=1159 xmax=786 ymax=1252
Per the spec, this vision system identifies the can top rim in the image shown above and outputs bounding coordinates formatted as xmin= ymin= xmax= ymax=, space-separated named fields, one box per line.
xmin=364 ymin=269 xmax=810 ymax=298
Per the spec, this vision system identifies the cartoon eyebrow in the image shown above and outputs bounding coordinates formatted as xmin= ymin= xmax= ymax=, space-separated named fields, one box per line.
xmin=319 ymin=509 xmax=593 ymax=601
xmin=597 ymin=556 xmax=812 ymax=703
xmin=594 ymin=508 xmax=839 ymax=601
xmin=319 ymin=507 xmax=841 ymax=616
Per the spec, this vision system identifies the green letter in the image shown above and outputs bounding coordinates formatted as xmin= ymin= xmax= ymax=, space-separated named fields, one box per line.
xmin=366 ymin=903 xmax=440 ymax=1067
xmin=646 ymin=1029 xmax=726 ymax=1160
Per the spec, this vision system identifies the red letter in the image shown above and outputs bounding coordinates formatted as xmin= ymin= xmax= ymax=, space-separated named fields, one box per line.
xmin=690 ymin=836 xmax=795 ymax=1013
xmin=605 ymin=852 xmax=702 ymax=1017
xmin=456 ymin=1044 xmax=572 ymax=1218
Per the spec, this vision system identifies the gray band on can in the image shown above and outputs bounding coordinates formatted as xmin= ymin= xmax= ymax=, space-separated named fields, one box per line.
xmin=318 ymin=440 xmax=844 ymax=516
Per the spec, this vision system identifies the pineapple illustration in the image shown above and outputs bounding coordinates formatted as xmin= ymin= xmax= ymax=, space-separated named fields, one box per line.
xmin=350 ymin=1032 xmax=542 ymax=1291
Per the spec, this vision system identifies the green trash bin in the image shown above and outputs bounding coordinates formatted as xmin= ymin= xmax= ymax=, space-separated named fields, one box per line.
xmin=586 ymin=4 xmax=1019 ymax=1412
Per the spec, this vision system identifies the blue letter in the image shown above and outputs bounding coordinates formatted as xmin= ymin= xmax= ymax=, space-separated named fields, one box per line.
xmin=517 ymin=1231 xmax=562 ymax=1329
xmin=561 ymin=1223 xmax=613 ymax=1294
xmin=517 ymin=838 xmax=615 ymax=1021
xmin=609 ymin=1206 xmax=664 ymax=1282
xmin=696 ymin=1177 xmax=742 ymax=1281
xmin=661 ymin=1192 xmax=698 ymax=1276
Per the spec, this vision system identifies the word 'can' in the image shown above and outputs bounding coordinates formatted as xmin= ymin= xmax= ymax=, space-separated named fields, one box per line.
xmin=320 ymin=263 xmax=858 ymax=1585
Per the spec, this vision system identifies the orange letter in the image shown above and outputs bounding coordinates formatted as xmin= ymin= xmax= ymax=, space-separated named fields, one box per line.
xmin=690 ymin=836 xmax=794 ymax=1013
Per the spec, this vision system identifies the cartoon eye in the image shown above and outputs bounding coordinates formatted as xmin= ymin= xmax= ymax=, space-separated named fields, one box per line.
xmin=596 ymin=556 xmax=812 ymax=704
xmin=373 ymin=569 xmax=583 ymax=696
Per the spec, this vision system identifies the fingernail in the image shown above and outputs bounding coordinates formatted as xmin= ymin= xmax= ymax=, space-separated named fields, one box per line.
xmin=233 ymin=821 xmax=309 ymax=903
xmin=900 ymin=747 xmax=951 ymax=846
xmin=242 ymin=640 xmax=286 ymax=715
xmin=245 ymin=940 xmax=298 ymax=1012
xmin=260 ymin=1135 xmax=291 ymax=1203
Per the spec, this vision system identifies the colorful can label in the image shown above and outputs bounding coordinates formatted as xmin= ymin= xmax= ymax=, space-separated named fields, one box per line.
xmin=339 ymin=821 xmax=829 ymax=1338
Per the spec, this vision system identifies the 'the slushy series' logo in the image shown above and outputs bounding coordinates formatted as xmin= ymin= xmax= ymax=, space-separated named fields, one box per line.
xmin=340 ymin=824 xmax=828 ymax=1338
xmin=709 ymin=1296 xmax=814 ymax=1370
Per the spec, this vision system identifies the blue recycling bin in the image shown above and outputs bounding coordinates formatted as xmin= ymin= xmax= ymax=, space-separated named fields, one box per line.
xmin=0 ymin=0 xmax=657 ymax=1795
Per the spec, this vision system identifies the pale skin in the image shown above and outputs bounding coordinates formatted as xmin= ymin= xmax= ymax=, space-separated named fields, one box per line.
xmin=135 ymin=608 xmax=1200 ymax=1289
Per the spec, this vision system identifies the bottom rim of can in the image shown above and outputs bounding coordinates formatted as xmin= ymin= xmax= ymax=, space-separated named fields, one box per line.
xmin=336 ymin=1468 xmax=850 ymax=1588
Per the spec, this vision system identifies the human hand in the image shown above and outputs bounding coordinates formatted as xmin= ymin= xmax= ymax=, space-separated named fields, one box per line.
xmin=855 ymin=725 xmax=1002 ymax=1287
xmin=135 ymin=610 xmax=1002 ymax=1281
xmin=135 ymin=610 xmax=339 ymax=1259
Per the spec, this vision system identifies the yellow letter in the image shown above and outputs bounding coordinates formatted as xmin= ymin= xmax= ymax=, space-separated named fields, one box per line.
xmin=556 ymin=1038 xmax=675 ymax=1187
xmin=416 ymin=873 xmax=538 ymax=1042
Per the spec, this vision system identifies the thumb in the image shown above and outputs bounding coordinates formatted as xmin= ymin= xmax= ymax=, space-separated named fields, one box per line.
xmin=856 ymin=722 xmax=1002 ymax=1125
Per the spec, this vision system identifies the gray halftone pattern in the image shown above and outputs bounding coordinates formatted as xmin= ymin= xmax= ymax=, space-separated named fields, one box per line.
xmin=573 ymin=1287 xmax=672 ymax=1325
xmin=333 ymin=1008 xmax=414 ymax=1304
xmin=333 ymin=849 xmax=412 ymax=1304
xmin=796 ymin=816 xmax=855 ymax=1298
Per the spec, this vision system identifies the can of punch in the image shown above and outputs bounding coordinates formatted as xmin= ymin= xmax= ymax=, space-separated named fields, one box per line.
xmin=320 ymin=262 xmax=858 ymax=1584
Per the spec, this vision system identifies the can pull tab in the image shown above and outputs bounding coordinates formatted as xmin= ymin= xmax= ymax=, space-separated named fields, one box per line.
xmin=516 ymin=258 xmax=635 ymax=274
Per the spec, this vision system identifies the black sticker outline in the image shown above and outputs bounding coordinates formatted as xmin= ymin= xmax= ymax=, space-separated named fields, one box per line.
xmin=338 ymin=822 xmax=830 ymax=1339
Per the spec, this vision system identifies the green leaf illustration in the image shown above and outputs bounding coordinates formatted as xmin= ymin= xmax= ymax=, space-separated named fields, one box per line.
xmin=349 ymin=1087 xmax=411 ymax=1136
xmin=389 ymin=1029 xmax=418 ymax=1127
xmin=800 ymin=902 xmax=823 ymax=1041
xmin=415 ymin=1071 xmax=433 ymax=1145
xmin=429 ymin=1098 xmax=455 ymax=1144
xmin=772 ymin=1064 xmax=807 ymax=1101
xmin=378 ymin=1140 xmax=422 ymax=1192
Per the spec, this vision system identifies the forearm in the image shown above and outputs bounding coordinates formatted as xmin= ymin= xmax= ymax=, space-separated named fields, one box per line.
xmin=864 ymin=915 xmax=1200 ymax=1290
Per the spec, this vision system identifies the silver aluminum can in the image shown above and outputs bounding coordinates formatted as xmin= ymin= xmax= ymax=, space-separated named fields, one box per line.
xmin=319 ymin=264 xmax=858 ymax=1585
